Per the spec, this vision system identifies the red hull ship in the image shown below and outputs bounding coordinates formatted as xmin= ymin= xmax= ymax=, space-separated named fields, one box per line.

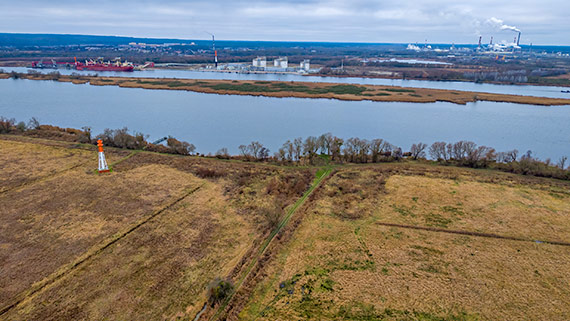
xmin=74 ymin=57 xmax=134 ymax=72
xmin=75 ymin=64 xmax=134 ymax=72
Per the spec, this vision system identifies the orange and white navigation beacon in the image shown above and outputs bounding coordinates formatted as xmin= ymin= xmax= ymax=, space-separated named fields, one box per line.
xmin=97 ymin=139 xmax=110 ymax=173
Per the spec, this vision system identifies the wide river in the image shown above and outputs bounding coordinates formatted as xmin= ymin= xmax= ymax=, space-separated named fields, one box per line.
xmin=3 ymin=66 xmax=570 ymax=99
xmin=1 ymin=78 xmax=569 ymax=161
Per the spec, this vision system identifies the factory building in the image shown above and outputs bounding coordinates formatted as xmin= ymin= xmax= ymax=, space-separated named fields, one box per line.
xmin=273 ymin=57 xmax=288 ymax=68
xmin=300 ymin=59 xmax=310 ymax=71
xmin=252 ymin=56 xmax=267 ymax=68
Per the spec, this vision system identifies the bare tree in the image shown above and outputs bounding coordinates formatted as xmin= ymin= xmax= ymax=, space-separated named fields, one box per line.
xmin=507 ymin=149 xmax=519 ymax=162
xmin=370 ymin=139 xmax=384 ymax=163
xmin=330 ymin=136 xmax=344 ymax=161
xmin=343 ymin=137 xmax=357 ymax=162
xmin=293 ymin=137 xmax=303 ymax=161
xmin=215 ymin=147 xmax=229 ymax=158
xmin=282 ymin=140 xmax=294 ymax=161
xmin=258 ymin=146 xmax=270 ymax=160
xmin=28 ymin=117 xmax=40 ymax=130
xmin=429 ymin=142 xmax=449 ymax=161
xmin=558 ymin=156 xmax=568 ymax=169
xmin=79 ymin=126 xmax=91 ymax=143
xmin=318 ymin=133 xmax=333 ymax=155
xmin=354 ymin=138 xmax=370 ymax=163
xmin=410 ymin=142 xmax=427 ymax=160
xmin=248 ymin=141 xmax=263 ymax=159
xmin=238 ymin=144 xmax=250 ymax=158
xmin=303 ymin=136 xmax=319 ymax=161
xmin=521 ymin=150 xmax=534 ymax=160
xmin=392 ymin=147 xmax=403 ymax=160
xmin=276 ymin=148 xmax=286 ymax=161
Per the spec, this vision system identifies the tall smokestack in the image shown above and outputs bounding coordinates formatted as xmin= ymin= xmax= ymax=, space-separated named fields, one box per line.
xmin=212 ymin=35 xmax=217 ymax=68
xmin=478 ymin=36 xmax=482 ymax=49
xmin=490 ymin=36 xmax=493 ymax=45
xmin=517 ymin=32 xmax=521 ymax=46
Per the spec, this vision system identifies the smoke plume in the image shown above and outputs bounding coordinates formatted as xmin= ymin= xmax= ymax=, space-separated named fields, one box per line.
xmin=487 ymin=17 xmax=521 ymax=33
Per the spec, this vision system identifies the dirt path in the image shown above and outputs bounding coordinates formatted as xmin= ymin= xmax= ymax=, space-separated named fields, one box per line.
xmin=201 ymin=167 xmax=333 ymax=321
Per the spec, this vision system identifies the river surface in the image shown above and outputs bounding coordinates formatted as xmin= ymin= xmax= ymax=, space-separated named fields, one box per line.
xmin=3 ymin=66 xmax=570 ymax=99
xmin=1 ymin=78 xmax=569 ymax=160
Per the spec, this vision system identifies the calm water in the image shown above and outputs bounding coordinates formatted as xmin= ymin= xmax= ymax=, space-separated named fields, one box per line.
xmin=1 ymin=78 xmax=569 ymax=160
xmin=3 ymin=66 xmax=570 ymax=99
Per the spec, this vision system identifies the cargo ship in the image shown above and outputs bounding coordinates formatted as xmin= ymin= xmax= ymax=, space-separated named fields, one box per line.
xmin=74 ymin=57 xmax=134 ymax=72
xmin=31 ymin=59 xmax=74 ymax=69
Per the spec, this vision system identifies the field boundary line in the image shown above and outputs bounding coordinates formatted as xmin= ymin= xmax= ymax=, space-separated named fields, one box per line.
xmin=0 ymin=184 xmax=203 ymax=316
xmin=376 ymin=222 xmax=570 ymax=246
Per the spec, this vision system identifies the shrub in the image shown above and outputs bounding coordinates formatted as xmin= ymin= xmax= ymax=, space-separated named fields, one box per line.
xmin=215 ymin=147 xmax=230 ymax=159
xmin=96 ymin=127 xmax=148 ymax=150
xmin=0 ymin=117 xmax=15 ymax=133
xmin=207 ymin=278 xmax=234 ymax=307
xmin=167 ymin=136 xmax=196 ymax=155
xmin=144 ymin=144 xmax=171 ymax=154
xmin=195 ymin=167 xmax=226 ymax=179
xmin=259 ymin=201 xmax=283 ymax=230
xmin=16 ymin=121 xmax=26 ymax=132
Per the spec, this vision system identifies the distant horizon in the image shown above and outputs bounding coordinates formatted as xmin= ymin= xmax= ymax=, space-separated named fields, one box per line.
xmin=2 ymin=32 xmax=569 ymax=47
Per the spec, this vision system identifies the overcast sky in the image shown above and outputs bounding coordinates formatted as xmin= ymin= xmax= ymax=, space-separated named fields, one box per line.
xmin=1 ymin=0 xmax=568 ymax=45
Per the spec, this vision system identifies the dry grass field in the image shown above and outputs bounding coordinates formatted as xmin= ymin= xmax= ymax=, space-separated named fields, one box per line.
xmin=239 ymin=166 xmax=570 ymax=321
xmin=0 ymin=136 xmax=314 ymax=320
xmin=2 ymin=136 xmax=570 ymax=321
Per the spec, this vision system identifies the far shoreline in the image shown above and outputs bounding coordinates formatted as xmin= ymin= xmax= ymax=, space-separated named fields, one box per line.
xmin=2 ymin=61 xmax=570 ymax=88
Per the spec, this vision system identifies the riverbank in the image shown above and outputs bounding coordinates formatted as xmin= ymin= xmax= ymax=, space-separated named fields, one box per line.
xmin=3 ymin=71 xmax=570 ymax=106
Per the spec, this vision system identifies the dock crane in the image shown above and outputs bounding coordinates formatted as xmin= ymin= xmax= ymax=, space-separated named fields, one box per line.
xmin=143 ymin=136 xmax=168 ymax=150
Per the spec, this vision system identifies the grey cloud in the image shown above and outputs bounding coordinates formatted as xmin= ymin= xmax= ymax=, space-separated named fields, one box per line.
xmin=0 ymin=0 xmax=568 ymax=44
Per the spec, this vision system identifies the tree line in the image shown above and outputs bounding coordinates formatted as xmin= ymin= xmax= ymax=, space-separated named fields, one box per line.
xmin=2 ymin=116 xmax=568 ymax=180
xmin=228 ymin=133 xmax=569 ymax=180
xmin=0 ymin=116 xmax=195 ymax=156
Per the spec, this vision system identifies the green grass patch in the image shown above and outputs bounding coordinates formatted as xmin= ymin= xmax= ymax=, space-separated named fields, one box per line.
xmin=441 ymin=205 xmax=464 ymax=216
xmin=424 ymin=212 xmax=454 ymax=228
xmin=165 ymin=81 xmax=188 ymax=88
xmin=391 ymin=204 xmax=416 ymax=217
xmin=383 ymin=88 xmax=416 ymax=93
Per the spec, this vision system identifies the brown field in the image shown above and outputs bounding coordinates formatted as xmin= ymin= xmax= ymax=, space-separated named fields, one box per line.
xmin=546 ymin=73 xmax=570 ymax=80
xmin=3 ymin=72 xmax=570 ymax=106
xmin=0 ymin=136 xmax=129 ymax=193
xmin=238 ymin=166 xmax=570 ymax=321
xmin=0 ymin=136 xmax=314 ymax=320
xmin=2 ymin=136 xmax=570 ymax=321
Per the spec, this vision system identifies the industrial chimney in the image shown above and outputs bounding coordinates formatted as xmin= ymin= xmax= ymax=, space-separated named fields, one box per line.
xmin=478 ymin=36 xmax=482 ymax=49
xmin=517 ymin=32 xmax=521 ymax=46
